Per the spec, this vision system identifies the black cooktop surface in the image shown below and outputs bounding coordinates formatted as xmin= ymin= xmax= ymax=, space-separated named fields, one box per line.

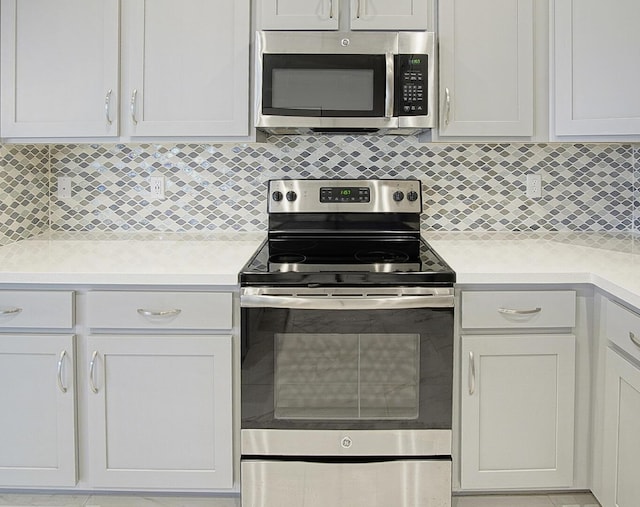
xmin=239 ymin=236 xmax=456 ymax=287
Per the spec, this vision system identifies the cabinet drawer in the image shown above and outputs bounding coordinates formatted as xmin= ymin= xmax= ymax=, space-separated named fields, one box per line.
xmin=87 ymin=291 xmax=232 ymax=330
xmin=606 ymin=299 xmax=640 ymax=363
xmin=461 ymin=291 xmax=576 ymax=329
xmin=0 ymin=291 xmax=74 ymax=328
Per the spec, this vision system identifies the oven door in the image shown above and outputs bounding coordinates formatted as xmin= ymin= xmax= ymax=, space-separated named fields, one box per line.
xmin=240 ymin=287 xmax=454 ymax=436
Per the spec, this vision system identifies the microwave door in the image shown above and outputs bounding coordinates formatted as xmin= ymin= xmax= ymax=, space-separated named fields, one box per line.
xmin=256 ymin=53 xmax=397 ymax=130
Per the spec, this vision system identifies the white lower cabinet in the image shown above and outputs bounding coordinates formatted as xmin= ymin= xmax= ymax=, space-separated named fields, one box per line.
xmin=598 ymin=298 xmax=640 ymax=507
xmin=85 ymin=290 xmax=234 ymax=490
xmin=601 ymin=348 xmax=640 ymax=507
xmin=460 ymin=333 xmax=576 ymax=489
xmin=86 ymin=335 xmax=233 ymax=489
xmin=0 ymin=334 xmax=77 ymax=487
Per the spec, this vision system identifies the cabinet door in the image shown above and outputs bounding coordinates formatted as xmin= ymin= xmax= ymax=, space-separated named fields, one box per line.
xmin=438 ymin=0 xmax=533 ymax=137
xmin=350 ymin=0 xmax=430 ymax=30
xmin=87 ymin=335 xmax=233 ymax=489
xmin=0 ymin=0 xmax=119 ymax=138
xmin=460 ymin=334 xmax=576 ymax=489
xmin=602 ymin=348 xmax=640 ymax=507
xmin=554 ymin=0 xmax=640 ymax=136
xmin=0 ymin=335 xmax=76 ymax=487
xmin=260 ymin=0 xmax=339 ymax=30
xmin=124 ymin=0 xmax=249 ymax=137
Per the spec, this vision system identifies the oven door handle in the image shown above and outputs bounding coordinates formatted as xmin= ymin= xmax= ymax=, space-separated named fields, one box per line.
xmin=240 ymin=294 xmax=454 ymax=310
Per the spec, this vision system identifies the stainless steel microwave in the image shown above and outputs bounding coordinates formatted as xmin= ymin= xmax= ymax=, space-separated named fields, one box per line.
xmin=255 ymin=31 xmax=436 ymax=135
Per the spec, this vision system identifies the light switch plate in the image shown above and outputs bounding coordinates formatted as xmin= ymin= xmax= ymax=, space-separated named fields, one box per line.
xmin=57 ymin=176 xmax=72 ymax=198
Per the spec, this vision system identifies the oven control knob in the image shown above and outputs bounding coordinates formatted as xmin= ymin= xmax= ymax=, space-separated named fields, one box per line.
xmin=393 ymin=191 xmax=405 ymax=202
xmin=286 ymin=191 xmax=298 ymax=202
xmin=407 ymin=191 xmax=419 ymax=202
xmin=272 ymin=191 xmax=283 ymax=202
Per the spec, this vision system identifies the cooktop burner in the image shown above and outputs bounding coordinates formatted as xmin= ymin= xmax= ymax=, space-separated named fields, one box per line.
xmin=239 ymin=178 xmax=455 ymax=287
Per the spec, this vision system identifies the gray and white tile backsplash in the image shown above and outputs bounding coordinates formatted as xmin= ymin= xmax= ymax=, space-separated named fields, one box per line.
xmin=0 ymin=137 xmax=638 ymax=245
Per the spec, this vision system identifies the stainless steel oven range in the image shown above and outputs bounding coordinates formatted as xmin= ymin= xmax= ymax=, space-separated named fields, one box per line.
xmin=239 ymin=179 xmax=455 ymax=507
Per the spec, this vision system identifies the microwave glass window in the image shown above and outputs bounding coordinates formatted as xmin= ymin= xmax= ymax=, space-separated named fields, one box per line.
xmin=272 ymin=69 xmax=374 ymax=112
xmin=262 ymin=54 xmax=387 ymax=117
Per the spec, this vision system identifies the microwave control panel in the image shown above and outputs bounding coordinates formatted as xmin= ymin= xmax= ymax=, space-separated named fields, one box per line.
xmin=395 ymin=55 xmax=429 ymax=116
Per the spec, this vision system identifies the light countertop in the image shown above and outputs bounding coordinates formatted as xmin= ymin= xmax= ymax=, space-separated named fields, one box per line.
xmin=0 ymin=231 xmax=638 ymax=310
xmin=427 ymin=231 xmax=640 ymax=309
xmin=0 ymin=232 xmax=265 ymax=286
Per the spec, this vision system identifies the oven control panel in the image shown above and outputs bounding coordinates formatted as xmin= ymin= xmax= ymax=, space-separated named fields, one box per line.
xmin=268 ymin=179 xmax=422 ymax=213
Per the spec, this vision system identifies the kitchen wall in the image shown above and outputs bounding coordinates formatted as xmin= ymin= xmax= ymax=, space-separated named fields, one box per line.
xmin=0 ymin=138 xmax=638 ymax=245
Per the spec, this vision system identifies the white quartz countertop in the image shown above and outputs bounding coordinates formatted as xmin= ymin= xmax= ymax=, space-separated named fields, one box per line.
xmin=0 ymin=232 xmax=265 ymax=286
xmin=428 ymin=232 xmax=640 ymax=310
xmin=0 ymin=231 xmax=638 ymax=310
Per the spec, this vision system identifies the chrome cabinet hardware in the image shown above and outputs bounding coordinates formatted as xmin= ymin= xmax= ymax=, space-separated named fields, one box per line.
xmin=0 ymin=307 xmax=22 ymax=316
xmin=630 ymin=332 xmax=640 ymax=349
xmin=104 ymin=89 xmax=113 ymax=125
xmin=137 ymin=308 xmax=182 ymax=318
xmin=497 ymin=307 xmax=542 ymax=315
xmin=57 ymin=350 xmax=68 ymax=393
xmin=89 ymin=350 xmax=99 ymax=394
xmin=444 ymin=88 xmax=451 ymax=126
xmin=469 ymin=351 xmax=476 ymax=395
xmin=357 ymin=0 xmax=362 ymax=18
xmin=329 ymin=0 xmax=334 ymax=18
xmin=130 ymin=89 xmax=138 ymax=124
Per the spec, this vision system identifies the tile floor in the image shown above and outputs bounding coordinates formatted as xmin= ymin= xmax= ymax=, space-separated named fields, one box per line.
xmin=0 ymin=492 xmax=600 ymax=507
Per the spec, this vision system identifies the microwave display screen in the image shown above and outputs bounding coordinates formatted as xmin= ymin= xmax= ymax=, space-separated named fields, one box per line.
xmin=262 ymin=54 xmax=387 ymax=117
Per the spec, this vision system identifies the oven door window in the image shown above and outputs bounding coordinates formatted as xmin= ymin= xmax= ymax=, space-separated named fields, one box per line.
xmin=262 ymin=54 xmax=387 ymax=117
xmin=241 ymin=307 xmax=453 ymax=431
xmin=275 ymin=333 xmax=419 ymax=420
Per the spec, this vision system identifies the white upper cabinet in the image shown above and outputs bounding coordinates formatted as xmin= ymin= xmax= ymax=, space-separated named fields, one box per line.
xmin=259 ymin=0 xmax=430 ymax=30
xmin=0 ymin=0 xmax=119 ymax=138
xmin=122 ymin=0 xmax=249 ymax=137
xmin=260 ymin=0 xmax=340 ymax=30
xmin=438 ymin=0 xmax=534 ymax=137
xmin=349 ymin=0 xmax=430 ymax=30
xmin=553 ymin=0 xmax=640 ymax=136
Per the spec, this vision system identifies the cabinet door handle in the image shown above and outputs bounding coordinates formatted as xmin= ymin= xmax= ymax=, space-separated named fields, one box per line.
xmin=356 ymin=0 xmax=363 ymax=18
xmin=469 ymin=351 xmax=476 ymax=395
xmin=57 ymin=350 xmax=68 ymax=394
xmin=130 ymin=89 xmax=139 ymax=125
xmin=105 ymin=89 xmax=113 ymax=125
xmin=0 ymin=307 xmax=22 ymax=316
xmin=630 ymin=332 xmax=640 ymax=349
xmin=137 ymin=308 xmax=182 ymax=318
xmin=329 ymin=0 xmax=334 ymax=19
xmin=444 ymin=87 xmax=451 ymax=126
xmin=498 ymin=307 xmax=542 ymax=315
xmin=89 ymin=350 xmax=99 ymax=394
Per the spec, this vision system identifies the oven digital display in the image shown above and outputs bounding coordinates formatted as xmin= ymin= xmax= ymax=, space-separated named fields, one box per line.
xmin=320 ymin=187 xmax=370 ymax=203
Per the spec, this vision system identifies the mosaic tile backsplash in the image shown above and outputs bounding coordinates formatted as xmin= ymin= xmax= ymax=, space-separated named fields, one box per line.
xmin=0 ymin=145 xmax=49 ymax=246
xmin=0 ymin=137 xmax=638 ymax=242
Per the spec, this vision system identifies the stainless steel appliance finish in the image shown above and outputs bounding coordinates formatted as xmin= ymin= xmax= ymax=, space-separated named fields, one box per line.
xmin=255 ymin=31 xmax=436 ymax=135
xmin=239 ymin=178 xmax=454 ymax=507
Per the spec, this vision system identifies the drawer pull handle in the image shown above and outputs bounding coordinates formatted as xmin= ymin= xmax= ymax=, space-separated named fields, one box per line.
xmin=89 ymin=350 xmax=99 ymax=394
xmin=0 ymin=307 xmax=22 ymax=316
xmin=57 ymin=350 xmax=68 ymax=394
xmin=137 ymin=308 xmax=182 ymax=318
xmin=630 ymin=332 xmax=640 ymax=349
xmin=498 ymin=307 xmax=542 ymax=315
xmin=469 ymin=351 xmax=476 ymax=395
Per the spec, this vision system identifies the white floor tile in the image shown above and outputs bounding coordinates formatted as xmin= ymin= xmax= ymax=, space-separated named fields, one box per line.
xmin=452 ymin=494 xmax=554 ymax=507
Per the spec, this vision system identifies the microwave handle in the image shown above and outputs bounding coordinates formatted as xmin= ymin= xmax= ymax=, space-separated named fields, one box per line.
xmin=385 ymin=52 xmax=394 ymax=118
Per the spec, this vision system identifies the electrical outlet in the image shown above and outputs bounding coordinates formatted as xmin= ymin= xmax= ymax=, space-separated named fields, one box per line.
xmin=57 ymin=176 xmax=72 ymax=198
xmin=526 ymin=174 xmax=542 ymax=199
xmin=149 ymin=175 xmax=165 ymax=200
